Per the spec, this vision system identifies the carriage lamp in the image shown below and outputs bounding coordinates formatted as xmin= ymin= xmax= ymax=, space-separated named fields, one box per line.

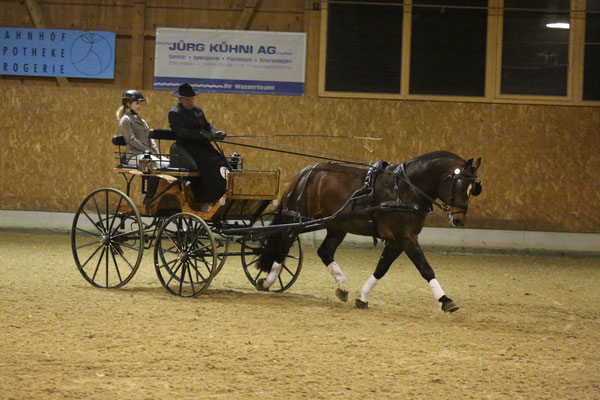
xmin=138 ymin=151 xmax=157 ymax=174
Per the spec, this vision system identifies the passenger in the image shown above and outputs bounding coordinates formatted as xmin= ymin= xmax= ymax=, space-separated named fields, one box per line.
xmin=116 ymin=89 xmax=168 ymax=205
xmin=168 ymin=83 xmax=229 ymax=203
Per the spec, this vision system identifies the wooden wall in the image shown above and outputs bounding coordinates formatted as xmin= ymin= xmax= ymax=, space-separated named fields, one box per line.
xmin=1 ymin=85 xmax=599 ymax=233
xmin=1 ymin=0 xmax=599 ymax=233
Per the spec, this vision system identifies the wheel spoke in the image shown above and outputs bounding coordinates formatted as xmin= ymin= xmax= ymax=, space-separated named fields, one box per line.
xmin=76 ymin=226 xmax=102 ymax=237
xmin=82 ymin=209 xmax=104 ymax=234
xmin=104 ymin=191 xmax=110 ymax=243
xmin=76 ymin=239 xmax=101 ymax=250
xmin=168 ymin=228 xmax=183 ymax=252
xmin=113 ymin=246 xmax=135 ymax=271
xmin=110 ymin=247 xmax=124 ymax=283
xmin=111 ymin=229 xmax=138 ymax=240
xmin=253 ymin=269 xmax=263 ymax=282
xmin=117 ymin=241 xmax=141 ymax=252
xmin=188 ymin=261 xmax=208 ymax=283
xmin=165 ymin=260 xmax=183 ymax=286
xmin=187 ymin=261 xmax=196 ymax=293
xmin=178 ymin=261 xmax=187 ymax=295
xmin=188 ymin=224 xmax=205 ymax=248
xmin=91 ymin=246 xmax=107 ymax=281
xmin=105 ymin=243 xmax=109 ymax=287
xmin=188 ymin=242 xmax=212 ymax=256
xmin=91 ymin=196 xmax=105 ymax=232
xmin=80 ymin=243 xmax=105 ymax=269
xmin=280 ymin=263 xmax=294 ymax=277
xmin=108 ymin=196 xmax=124 ymax=233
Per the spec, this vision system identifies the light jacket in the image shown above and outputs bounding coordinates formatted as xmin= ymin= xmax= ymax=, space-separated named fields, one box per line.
xmin=119 ymin=111 xmax=159 ymax=160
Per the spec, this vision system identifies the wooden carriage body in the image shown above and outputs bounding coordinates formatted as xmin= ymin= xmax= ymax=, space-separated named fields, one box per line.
xmin=71 ymin=129 xmax=302 ymax=299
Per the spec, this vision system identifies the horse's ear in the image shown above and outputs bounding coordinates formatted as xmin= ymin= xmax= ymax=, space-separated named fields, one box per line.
xmin=463 ymin=158 xmax=473 ymax=170
xmin=474 ymin=157 xmax=481 ymax=170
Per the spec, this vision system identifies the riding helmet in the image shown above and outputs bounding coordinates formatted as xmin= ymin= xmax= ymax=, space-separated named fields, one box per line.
xmin=121 ymin=89 xmax=146 ymax=106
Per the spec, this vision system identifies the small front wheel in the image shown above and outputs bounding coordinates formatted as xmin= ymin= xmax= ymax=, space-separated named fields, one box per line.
xmin=154 ymin=213 xmax=216 ymax=297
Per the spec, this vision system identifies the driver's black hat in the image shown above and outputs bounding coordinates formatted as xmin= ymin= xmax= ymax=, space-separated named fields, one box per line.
xmin=173 ymin=83 xmax=198 ymax=98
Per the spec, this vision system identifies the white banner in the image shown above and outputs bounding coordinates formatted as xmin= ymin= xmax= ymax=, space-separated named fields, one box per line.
xmin=154 ymin=28 xmax=306 ymax=96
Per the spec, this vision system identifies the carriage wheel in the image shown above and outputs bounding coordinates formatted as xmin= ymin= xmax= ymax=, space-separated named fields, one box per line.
xmin=71 ymin=188 xmax=144 ymax=289
xmin=241 ymin=213 xmax=303 ymax=293
xmin=154 ymin=213 xmax=217 ymax=297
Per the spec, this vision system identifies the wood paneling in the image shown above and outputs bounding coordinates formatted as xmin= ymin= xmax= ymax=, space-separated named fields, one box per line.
xmin=0 ymin=85 xmax=598 ymax=233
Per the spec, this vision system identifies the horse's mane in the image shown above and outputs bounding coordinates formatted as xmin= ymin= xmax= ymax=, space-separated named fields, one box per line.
xmin=406 ymin=150 xmax=464 ymax=165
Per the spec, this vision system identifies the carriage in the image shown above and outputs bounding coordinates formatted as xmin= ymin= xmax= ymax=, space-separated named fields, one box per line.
xmin=71 ymin=129 xmax=304 ymax=297
xmin=72 ymin=128 xmax=482 ymax=310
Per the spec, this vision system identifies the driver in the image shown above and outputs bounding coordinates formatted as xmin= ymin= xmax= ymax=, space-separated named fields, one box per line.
xmin=168 ymin=83 xmax=229 ymax=203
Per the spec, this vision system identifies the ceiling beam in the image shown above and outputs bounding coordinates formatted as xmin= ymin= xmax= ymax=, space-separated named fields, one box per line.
xmin=23 ymin=0 xmax=69 ymax=87
xmin=233 ymin=0 xmax=262 ymax=30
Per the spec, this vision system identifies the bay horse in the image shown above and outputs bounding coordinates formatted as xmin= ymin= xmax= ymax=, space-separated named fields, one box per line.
xmin=256 ymin=150 xmax=482 ymax=311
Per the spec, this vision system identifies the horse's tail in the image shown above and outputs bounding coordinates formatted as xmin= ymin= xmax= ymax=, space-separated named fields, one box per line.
xmin=256 ymin=163 xmax=320 ymax=272
xmin=256 ymin=206 xmax=286 ymax=272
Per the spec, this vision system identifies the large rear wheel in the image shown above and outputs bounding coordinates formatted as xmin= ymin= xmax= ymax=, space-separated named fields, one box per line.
xmin=71 ymin=188 xmax=144 ymax=288
xmin=240 ymin=213 xmax=303 ymax=293
xmin=154 ymin=213 xmax=216 ymax=297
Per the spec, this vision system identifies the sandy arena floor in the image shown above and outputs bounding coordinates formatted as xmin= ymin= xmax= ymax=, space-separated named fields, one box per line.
xmin=0 ymin=230 xmax=599 ymax=399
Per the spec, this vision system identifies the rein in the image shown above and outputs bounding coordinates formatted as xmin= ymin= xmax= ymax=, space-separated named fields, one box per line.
xmin=220 ymin=139 xmax=371 ymax=166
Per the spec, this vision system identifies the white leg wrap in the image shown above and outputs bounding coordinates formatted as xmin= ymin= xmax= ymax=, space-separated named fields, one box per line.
xmin=327 ymin=262 xmax=347 ymax=287
xmin=428 ymin=278 xmax=445 ymax=300
xmin=263 ymin=261 xmax=282 ymax=288
xmin=360 ymin=275 xmax=379 ymax=302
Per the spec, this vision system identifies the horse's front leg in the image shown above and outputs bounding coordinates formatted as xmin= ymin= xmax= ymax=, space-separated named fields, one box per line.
xmin=356 ymin=242 xmax=403 ymax=309
xmin=404 ymin=236 xmax=459 ymax=313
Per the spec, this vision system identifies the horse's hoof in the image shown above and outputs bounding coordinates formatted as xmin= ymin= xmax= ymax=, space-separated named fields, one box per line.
xmin=335 ymin=288 xmax=349 ymax=302
xmin=442 ymin=301 xmax=460 ymax=313
xmin=256 ymin=278 xmax=270 ymax=292
xmin=355 ymin=299 xmax=369 ymax=309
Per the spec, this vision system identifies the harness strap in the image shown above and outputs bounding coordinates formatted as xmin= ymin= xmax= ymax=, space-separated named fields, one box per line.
xmin=393 ymin=163 xmax=447 ymax=213
xmin=283 ymin=163 xmax=321 ymax=221
xmin=364 ymin=161 xmax=388 ymax=245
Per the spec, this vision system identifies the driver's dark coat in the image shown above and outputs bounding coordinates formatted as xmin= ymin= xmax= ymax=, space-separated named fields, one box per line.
xmin=168 ymin=102 xmax=228 ymax=202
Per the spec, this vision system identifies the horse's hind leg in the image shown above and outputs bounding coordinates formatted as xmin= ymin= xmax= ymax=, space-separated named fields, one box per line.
xmin=317 ymin=229 xmax=348 ymax=302
xmin=257 ymin=229 xmax=298 ymax=291
xmin=356 ymin=242 xmax=403 ymax=309
xmin=404 ymin=236 xmax=459 ymax=313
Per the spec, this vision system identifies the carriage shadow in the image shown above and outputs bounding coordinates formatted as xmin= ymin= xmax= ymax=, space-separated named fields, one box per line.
xmin=73 ymin=284 xmax=342 ymax=309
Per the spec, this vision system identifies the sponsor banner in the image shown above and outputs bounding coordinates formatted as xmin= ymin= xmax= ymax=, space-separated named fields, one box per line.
xmin=154 ymin=28 xmax=306 ymax=96
xmin=0 ymin=27 xmax=115 ymax=79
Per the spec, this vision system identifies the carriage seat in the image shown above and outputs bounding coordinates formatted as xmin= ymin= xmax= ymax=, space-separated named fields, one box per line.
xmin=112 ymin=130 xmax=196 ymax=172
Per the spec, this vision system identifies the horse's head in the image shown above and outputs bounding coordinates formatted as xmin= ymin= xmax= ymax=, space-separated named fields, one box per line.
xmin=438 ymin=157 xmax=482 ymax=226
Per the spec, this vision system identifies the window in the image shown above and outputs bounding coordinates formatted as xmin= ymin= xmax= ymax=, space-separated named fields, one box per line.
xmin=500 ymin=0 xmax=571 ymax=96
xmin=325 ymin=0 xmax=403 ymax=93
xmin=584 ymin=0 xmax=600 ymax=100
xmin=321 ymin=0 xmax=598 ymax=105
xmin=410 ymin=0 xmax=487 ymax=96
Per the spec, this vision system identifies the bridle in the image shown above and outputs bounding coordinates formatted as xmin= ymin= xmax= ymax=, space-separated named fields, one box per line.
xmin=391 ymin=163 xmax=481 ymax=218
